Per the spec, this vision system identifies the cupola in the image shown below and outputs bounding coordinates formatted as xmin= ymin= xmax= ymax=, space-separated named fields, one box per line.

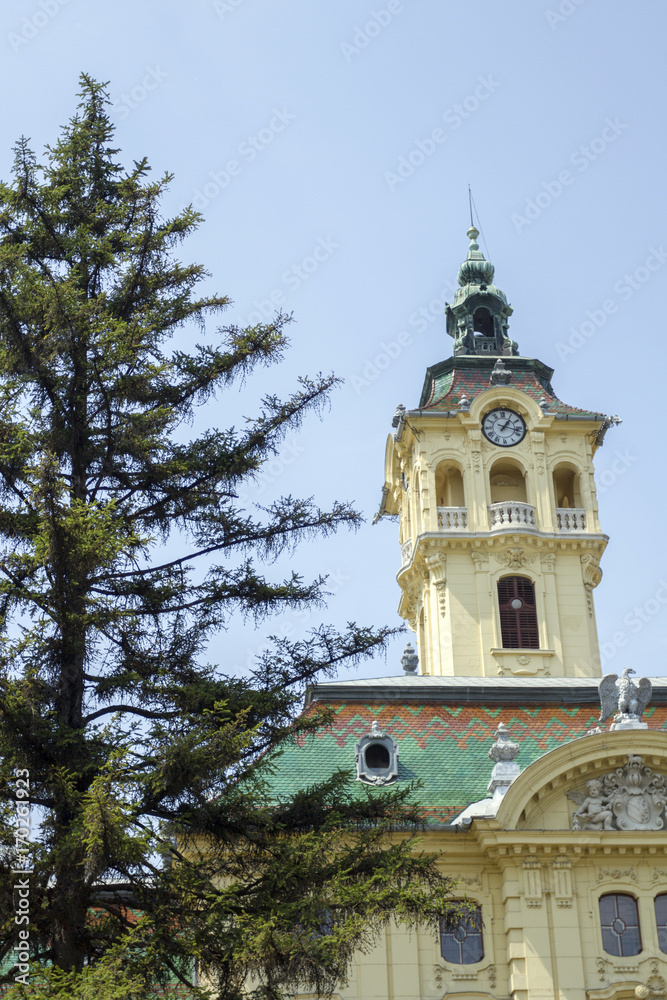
xmin=446 ymin=226 xmax=517 ymax=357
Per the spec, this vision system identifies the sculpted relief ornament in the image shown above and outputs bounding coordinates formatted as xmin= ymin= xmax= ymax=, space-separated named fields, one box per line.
xmin=494 ymin=547 xmax=536 ymax=570
xmin=569 ymin=756 xmax=667 ymax=832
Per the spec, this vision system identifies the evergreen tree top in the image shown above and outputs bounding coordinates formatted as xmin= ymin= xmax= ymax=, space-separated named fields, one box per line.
xmin=0 ymin=76 xmax=456 ymax=999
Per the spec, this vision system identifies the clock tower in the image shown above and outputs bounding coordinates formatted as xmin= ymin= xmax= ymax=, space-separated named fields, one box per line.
xmin=378 ymin=227 xmax=619 ymax=679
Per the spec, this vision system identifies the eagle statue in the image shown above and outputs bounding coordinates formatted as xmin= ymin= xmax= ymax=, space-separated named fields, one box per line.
xmin=598 ymin=667 xmax=652 ymax=724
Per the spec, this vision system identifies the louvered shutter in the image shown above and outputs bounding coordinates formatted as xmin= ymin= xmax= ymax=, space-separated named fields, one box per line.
xmin=497 ymin=576 xmax=539 ymax=648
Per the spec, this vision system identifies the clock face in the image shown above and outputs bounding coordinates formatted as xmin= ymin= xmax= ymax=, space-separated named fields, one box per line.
xmin=482 ymin=408 xmax=526 ymax=447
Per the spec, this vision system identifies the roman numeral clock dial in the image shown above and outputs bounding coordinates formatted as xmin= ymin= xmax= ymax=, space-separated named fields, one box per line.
xmin=481 ymin=407 xmax=527 ymax=447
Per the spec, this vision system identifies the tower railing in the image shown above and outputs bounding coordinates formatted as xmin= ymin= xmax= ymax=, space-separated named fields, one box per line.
xmin=401 ymin=539 xmax=413 ymax=565
xmin=488 ymin=501 xmax=536 ymax=529
xmin=556 ymin=508 xmax=586 ymax=531
xmin=437 ymin=506 xmax=468 ymax=530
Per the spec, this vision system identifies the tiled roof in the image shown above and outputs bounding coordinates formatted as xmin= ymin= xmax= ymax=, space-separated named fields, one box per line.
xmin=423 ymin=365 xmax=603 ymax=418
xmin=267 ymin=699 xmax=667 ymax=825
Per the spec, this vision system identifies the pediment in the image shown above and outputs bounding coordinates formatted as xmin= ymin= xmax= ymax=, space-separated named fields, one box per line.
xmin=494 ymin=729 xmax=667 ymax=832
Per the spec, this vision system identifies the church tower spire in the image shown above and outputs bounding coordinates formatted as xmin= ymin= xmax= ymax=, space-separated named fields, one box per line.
xmin=378 ymin=228 xmax=619 ymax=679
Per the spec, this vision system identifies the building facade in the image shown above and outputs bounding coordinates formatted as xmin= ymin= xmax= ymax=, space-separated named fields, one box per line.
xmin=272 ymin=229 xmax=667 ymax=1000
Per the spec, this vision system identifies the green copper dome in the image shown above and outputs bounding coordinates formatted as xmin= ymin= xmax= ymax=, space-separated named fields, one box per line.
xmin=457 ymin=226 xmax=495 ymax=287
xmin=446 ymin=226 xmax=516 ymax=357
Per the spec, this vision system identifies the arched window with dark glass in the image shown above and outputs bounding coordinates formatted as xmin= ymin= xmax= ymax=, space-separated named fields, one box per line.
xmin=497 ymin=576 xmax=539 ymax=649
xmin=655 ymin=894 xmax=667 ymax=953
xmin=599 ymin=893 xmax=642 ymax=956
xmin=440 ymin=903 xmax=484 ymax=964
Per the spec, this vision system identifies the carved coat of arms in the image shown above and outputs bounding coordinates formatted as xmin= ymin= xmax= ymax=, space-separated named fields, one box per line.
xmin=570 ymin=756 xmax=667 ymax=832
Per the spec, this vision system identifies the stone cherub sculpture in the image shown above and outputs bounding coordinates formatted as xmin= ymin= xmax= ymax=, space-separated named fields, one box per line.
xmin=571 ymin=779 xmax=614 ymax=831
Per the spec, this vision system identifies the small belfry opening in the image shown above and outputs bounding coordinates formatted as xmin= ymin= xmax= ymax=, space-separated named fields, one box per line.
xmin=435 ymin=462 xmax=465 ymax=507
xmin=489 ymin=459 xmax=527 ymax=503
xmin=472 ymin=306 xmax=494 ymax=338
xmin=552 ymin=463 xmax=582 ymax=508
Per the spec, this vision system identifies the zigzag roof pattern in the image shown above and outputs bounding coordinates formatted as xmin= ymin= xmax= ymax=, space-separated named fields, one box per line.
xmin=268 ymin=700 xmax=667 ymax=825
xmin=421 ymin=365 xmax=602 ymax=418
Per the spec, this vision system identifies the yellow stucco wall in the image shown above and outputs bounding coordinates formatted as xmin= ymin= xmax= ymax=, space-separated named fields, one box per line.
xmin=310 ymin=731 xmax=667 ymax=1000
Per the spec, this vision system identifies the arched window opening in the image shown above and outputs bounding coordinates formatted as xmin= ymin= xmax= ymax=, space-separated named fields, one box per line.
xmin=472 ymin=307 xmax=494 ymax=339
xmin=413 ymin=475 xmax=421 ymax=531
xmin=655 ymin=894 xmax=667 ymax=953
xmin=599 ymin=894 xmax=642 ymax=957
xmin=435 ymin=463 xmax=465 ymax=508
xmin=365 ymin=743 xmax=390 ymax=770
xmin=489 ymin=460 xmax=527 ymax=503
xmin=553 ymin=464 xmax=582 ymax=508
xmin=497 ymin=576 xmax=539 ymax=649
xmin=440 ymin=904 xmax=484 ymax=964
xmin=403 ymin=486 xmax=411 ymax=538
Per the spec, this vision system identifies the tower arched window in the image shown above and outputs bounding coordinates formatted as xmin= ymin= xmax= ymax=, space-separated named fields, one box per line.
xmin=599 ymin=893 xmax=642 ymax=957
xmin=440 ymin=903 xmax=484 ymax=964
xmin=553 ymin=463 xmax=582 ymax=508
xmin=497 ymin=576 xmax=539 ymax=648
xmin=489 ymin=460 xmax=527 ymax=503
xmin=435 ymin=462 xmax=465 ymax=507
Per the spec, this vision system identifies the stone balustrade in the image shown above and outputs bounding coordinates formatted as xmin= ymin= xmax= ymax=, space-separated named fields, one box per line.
xmin=437 ymin=506 xmax=468 ymax=530
xmin=401 ymin=539 xmax=413 ymax=565
xmin=488 ymin=501 xmax=537 ymax=529
xmin=556 ymin=508 xmax=586 ymax=531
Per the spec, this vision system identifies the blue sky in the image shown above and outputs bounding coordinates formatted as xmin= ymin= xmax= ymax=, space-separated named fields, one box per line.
xmin=1 ymin=0 xmax=666 ymax=680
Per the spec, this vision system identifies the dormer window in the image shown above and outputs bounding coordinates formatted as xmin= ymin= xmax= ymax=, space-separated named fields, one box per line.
xmin=356 ymin=721 xmax=399 ymax=786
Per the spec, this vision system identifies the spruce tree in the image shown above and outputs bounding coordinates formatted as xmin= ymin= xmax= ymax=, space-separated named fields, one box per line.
xmin=0 ymin=77 xmax=456 ymax=999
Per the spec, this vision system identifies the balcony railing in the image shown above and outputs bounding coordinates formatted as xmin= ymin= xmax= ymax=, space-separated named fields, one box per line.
xmin=488 ymin=501 xmax=536 ymax=529
xmin=401 ymin=539 xmax=413 ymax=565
xmin=556 ymin=508 xmax=586 ymax=531
xmin=437 ymin=506 xmax=468 ymax=530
